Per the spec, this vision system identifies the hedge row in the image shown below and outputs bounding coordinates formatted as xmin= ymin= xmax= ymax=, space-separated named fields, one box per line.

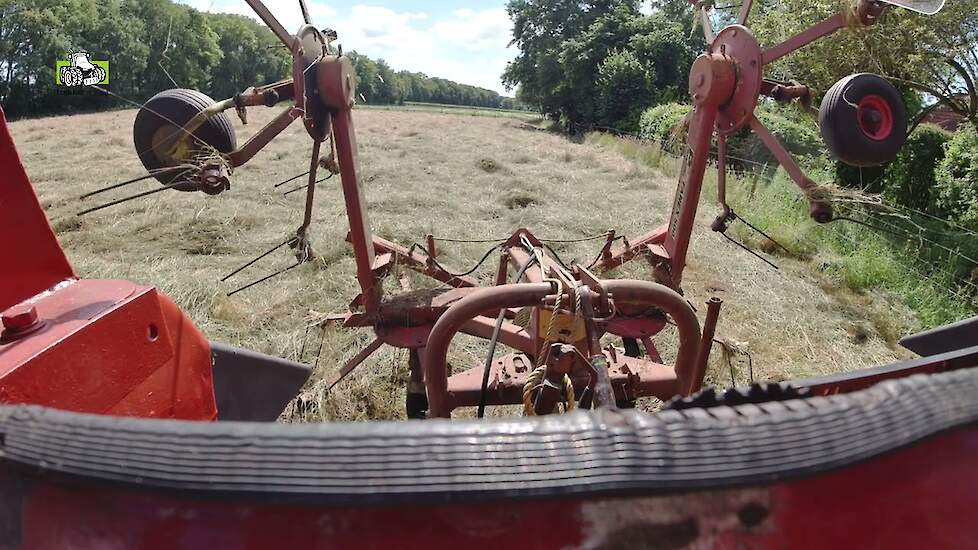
xmin=639 ymin=103 xmax=977 ymax=232
xmin=638 ymin=102 xmax=822 ymax=172
xmin=935 ymin=124 xmax=978 ymax=230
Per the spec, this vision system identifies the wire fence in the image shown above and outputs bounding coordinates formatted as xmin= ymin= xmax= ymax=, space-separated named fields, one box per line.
xmin=568 ymin=119 xmax=978 ymax=311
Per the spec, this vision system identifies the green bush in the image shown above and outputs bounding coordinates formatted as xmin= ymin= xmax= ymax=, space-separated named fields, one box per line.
xmin=726 ymin=107 xmax=824 ymax=171
xmin=638 ymin=102 xmax=692 ymax=150
xmin=935 ymin=124 xmax=978 ymax=230
xmin=835 ymin=163 xmax=887 ymax=193
xmin=837 ymin=124 xmax=953 ymax=209
xmin=638 ymin=103 xmax=825 ymax=171
xmin=881 ymin=124 xmax=953 ymax=211
xmin=597 ymin=50 xmax=656 ymax=132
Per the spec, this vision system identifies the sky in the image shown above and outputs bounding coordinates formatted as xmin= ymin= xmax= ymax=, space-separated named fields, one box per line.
xmin=175 ymin=1 xmax=518 ymax=95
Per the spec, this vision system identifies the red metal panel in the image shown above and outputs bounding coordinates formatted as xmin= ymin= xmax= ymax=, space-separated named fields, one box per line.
xmin=0 ymin=281 xmax=216 ymax=420
xmin=0 ymin=107 xmax=75 ymax=311
xmin=0 ymin=106 xmax=216 ymax=421
xmin=717 ymin=428 xmax=978 ymax=549
xmin=5 ymin=427 xmax=978 ymax=548
xmin=106 ymin=292 xmax=218 ymax=420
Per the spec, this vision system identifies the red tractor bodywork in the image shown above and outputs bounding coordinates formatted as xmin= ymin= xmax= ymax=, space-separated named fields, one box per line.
xmin=0 ymin=110 xmax=217 ymax=420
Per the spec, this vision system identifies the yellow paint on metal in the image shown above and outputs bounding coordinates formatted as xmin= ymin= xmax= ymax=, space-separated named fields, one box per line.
xmin=537 ymin=309 xmax=586 ymax=343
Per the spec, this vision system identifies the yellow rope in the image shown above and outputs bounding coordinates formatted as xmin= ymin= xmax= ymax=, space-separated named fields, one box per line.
xmin=522 ymin=366 xmax=576 ymax=416
xmin=523 ymin=283 xmax=578 ymax=416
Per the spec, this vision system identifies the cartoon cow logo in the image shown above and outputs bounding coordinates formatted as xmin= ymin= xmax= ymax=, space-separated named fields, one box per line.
xmin=57 ymin=52 xmax=109 ymax=87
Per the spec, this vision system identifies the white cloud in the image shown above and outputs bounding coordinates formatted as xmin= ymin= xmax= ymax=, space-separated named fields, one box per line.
xmin=432 ymin=8 xmax=512 ymax=51
xmin=330 ymin=5 xmax=515 ymax=94
xmin=175 ymin=1 xmax=516 ymax=94
xmin=337 ymin=6 xmax=436 ymax=53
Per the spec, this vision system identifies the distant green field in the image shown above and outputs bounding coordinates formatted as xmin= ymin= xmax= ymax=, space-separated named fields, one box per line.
xmin=359 ymin=101 xmax=540 ymax=120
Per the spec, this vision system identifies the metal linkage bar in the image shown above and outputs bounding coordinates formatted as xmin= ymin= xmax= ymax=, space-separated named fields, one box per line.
xmin=737 ymin=0 xmax=754 ymax=25
xmin=761 ymin=13 xmax=846 ymax=66
xmin=229 ymin=107 xmax=302 ymax=168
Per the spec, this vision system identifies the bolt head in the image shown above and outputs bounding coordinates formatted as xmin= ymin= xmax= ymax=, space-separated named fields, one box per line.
xmin=2 ymin=304 xmax=39 ymax=332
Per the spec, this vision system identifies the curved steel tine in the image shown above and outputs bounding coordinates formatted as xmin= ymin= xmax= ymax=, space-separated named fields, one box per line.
xmin=274 ymin=170 xmax=311 ymax=188
xmin=77 ymin=177 xmax=192 ymax=217
xmin=227 ymin=262 xmax=302 ymax=297
xmin=221 ymin=236 xmax=299 ymax=282
xmin=80 ymin=165 xmax=191 ymax=200
xmin=283 ymin=174 xmax=333 ymax=197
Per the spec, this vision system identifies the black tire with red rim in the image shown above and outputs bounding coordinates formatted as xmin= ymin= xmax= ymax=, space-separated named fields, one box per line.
xmin=819 ymin=73 xmax=907 ymax=167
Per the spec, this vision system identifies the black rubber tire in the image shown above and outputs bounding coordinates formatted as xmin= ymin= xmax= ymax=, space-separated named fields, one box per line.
xmin=3 ymin=362 xmax=978 ymax=504
xmin=133 ymin=88 xmax=237 ymax=192
xmin=819 ymin=73 xmax=907 ymax=167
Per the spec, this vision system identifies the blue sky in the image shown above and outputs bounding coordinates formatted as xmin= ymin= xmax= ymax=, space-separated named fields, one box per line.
xmin=176 ymin=1 xmax=518 ymax=94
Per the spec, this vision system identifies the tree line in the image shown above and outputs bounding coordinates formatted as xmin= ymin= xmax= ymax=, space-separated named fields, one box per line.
xmin=504 ymin=0 xmax=977 ymax=133
xmin=0 ymin=0 xmax=518 ymax=119
xmin=347 ymin=53 xmax=520 ymax=110
xmin=504 ymin=0 xmax=704 ymax=132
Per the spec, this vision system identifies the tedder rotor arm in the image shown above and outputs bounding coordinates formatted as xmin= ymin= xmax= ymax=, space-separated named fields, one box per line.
xmin=228 ymin=105 xmax=302 ymax=168
xmin=737 ymin=0 xmax=754 ymax=25
xmin=663 ymin=97 xmax=721 ymax=284
xmin=318 ymin=55 xmax=384 ymax=314
xmin=761 ymin=13 xmax=848 ymax=67
xmin=244 ymin=0 xmax=295 ymax=48
xmin=748 ymin=115 xmax=833 ymax=222
xmin=164 ymin=79 xmax=300 ymax=170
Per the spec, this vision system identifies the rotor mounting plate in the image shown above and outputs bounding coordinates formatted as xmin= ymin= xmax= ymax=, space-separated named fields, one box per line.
xmin=711 ymin=25 xmax=763 ymax=136
xmin=292 ymin=24 xmax=330 ymax=140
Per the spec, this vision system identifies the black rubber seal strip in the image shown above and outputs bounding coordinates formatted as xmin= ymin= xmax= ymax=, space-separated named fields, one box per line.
xmin=791 ymin=344 xmax=978 ymax=390
xmin=901 ymin=317 xmax=978 ymax=357
xmin=1 ymin=367 xmax=977 ymax=506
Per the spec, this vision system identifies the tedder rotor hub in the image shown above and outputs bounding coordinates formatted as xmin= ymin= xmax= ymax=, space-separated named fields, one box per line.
xmin=688 ymin=54 xmax=737 ymax=108
xmin=293 ymin=25 xmax=331 ymax=141
xmin=710 ymin=25 xmax=764 ymax=135
xmin=317 ymin=55 xmax=357 ymax=112
xmin=857 ymin=95 xmax=895 ymax=141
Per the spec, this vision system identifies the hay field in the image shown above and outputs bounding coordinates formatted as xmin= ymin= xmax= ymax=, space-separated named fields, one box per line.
xmin=8 ymin=105 xmax=911 ymax=421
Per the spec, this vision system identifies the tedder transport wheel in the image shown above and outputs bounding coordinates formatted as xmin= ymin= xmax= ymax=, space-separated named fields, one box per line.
xmin=133 ymin=88 xmax=237 ymax=192
xmin=819 ymin=73 xmax=907 ymax=167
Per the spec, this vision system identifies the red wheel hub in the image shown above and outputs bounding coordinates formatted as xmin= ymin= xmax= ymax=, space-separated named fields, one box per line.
xmin=857 ymin=94 xmax=894 ymax=141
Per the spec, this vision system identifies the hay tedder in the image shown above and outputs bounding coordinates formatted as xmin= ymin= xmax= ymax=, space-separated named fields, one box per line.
xmin=2 ymin=0 xmax=978 ymax=547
